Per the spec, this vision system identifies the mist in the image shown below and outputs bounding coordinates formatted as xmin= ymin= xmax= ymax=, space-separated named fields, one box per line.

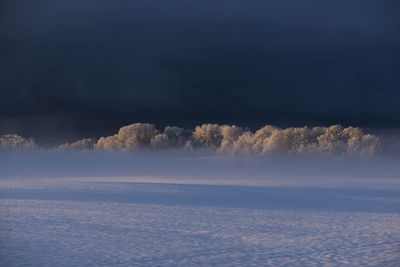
xmin=1 ymin=150 xmax=399 ymax=184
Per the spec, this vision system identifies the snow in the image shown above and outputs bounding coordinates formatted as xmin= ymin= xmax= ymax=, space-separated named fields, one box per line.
xmin=1 ymin=173 xmax=399 ymax=266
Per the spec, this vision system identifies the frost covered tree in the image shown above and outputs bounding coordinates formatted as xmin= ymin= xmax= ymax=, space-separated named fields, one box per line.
xmin=0 ymin=134 xmax=36 ymax=150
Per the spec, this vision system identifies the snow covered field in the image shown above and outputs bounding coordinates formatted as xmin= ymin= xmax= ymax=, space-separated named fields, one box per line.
xmin=0 ymin=153 xmax=400 ymax=266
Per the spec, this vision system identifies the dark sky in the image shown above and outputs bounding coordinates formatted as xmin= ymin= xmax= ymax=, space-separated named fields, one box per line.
xmin=1 ymin=0 xmax=400 ymax=145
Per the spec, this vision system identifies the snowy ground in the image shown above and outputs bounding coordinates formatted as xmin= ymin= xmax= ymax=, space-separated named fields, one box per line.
xmin=1 ymin=173 xmax=399 ymax=266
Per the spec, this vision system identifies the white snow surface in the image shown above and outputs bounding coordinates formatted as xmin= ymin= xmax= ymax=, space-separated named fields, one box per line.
xmin=1 ymin=175 xmax=399 ymax=266
xmin=0 ymin=153 xmax=400 ymax=266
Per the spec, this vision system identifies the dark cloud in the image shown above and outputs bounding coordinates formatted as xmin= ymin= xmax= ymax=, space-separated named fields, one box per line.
xmin=1 ymin=0 xmax=399 ymax=146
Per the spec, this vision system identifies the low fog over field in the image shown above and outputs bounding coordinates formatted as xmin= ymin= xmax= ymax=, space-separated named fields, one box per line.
xmin=1 ymin=123 xmax=400 ymax=266
xmin=1 ymin=137 xmax=400 ymax=266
